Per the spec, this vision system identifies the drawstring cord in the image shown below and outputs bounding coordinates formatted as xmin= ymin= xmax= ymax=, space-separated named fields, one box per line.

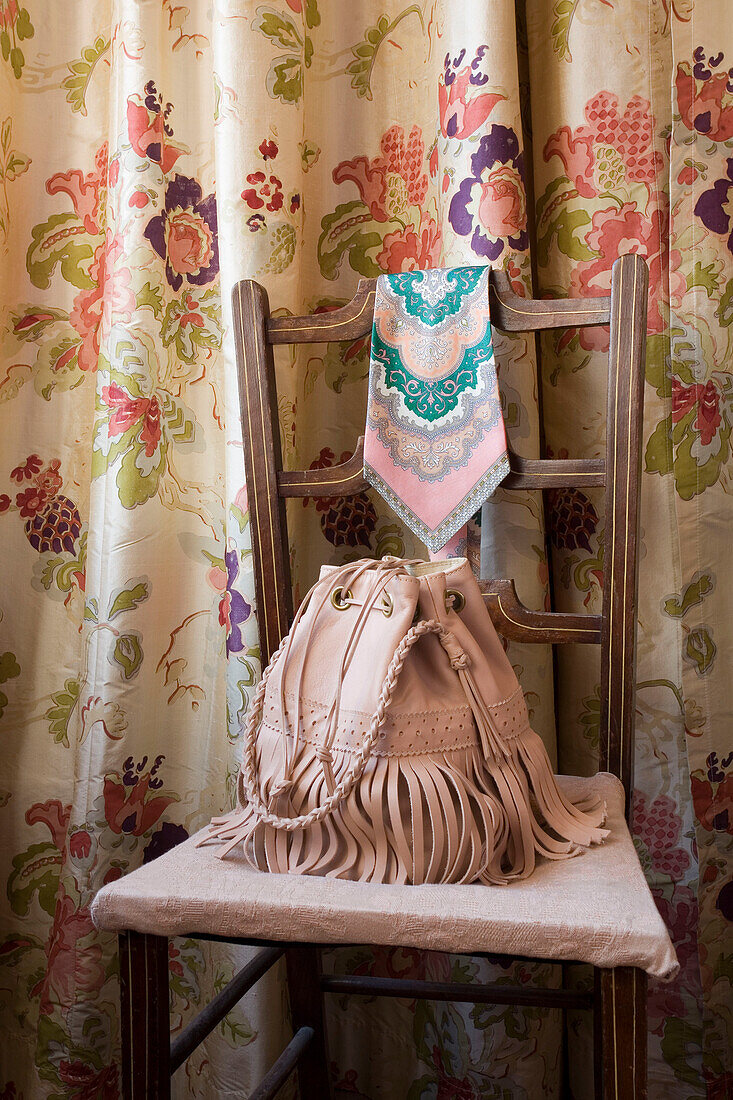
xmin=240 ymin=557 xmax=469 ymax=832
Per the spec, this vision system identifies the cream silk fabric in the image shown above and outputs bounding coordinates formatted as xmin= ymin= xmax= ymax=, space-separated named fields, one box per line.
xmin=0 ymin=0 xmax=729 ymax=1097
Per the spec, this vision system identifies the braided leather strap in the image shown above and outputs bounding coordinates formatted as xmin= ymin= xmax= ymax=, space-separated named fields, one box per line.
xmin=240 ymin=618 xmax=447 ymax=831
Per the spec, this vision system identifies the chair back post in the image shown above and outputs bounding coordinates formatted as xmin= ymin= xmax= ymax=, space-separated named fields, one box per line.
xmin=599 ymin=254 xmax=649 ymax=804
xmin=231 ymin=279 xmax=293 ymax=663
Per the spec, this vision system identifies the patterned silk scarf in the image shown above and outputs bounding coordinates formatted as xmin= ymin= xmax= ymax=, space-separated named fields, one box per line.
xmin=364 ymin=266 xmax=508 ymax=554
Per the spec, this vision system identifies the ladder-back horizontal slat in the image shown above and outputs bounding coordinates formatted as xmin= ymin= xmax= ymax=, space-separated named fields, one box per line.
xmin=482 ymin=580 xmax=601 ymax=645
xmin=266 ymin=273 xmax=611 ymax=343
xmin=277 ymin=438 xmax=605 ymax=498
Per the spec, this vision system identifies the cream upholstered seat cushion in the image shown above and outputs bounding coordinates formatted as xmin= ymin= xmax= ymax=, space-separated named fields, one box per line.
xmin=91 ymin=773 xmax=678 ymax=981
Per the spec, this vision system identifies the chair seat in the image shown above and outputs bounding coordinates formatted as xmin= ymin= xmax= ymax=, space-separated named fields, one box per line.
xmin=91 ymin=772 xmax=678 ymax=980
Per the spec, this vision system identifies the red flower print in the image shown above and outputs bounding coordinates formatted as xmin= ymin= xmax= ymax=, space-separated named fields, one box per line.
xmin=333 ymin=124 xmax=428 ymax=223
xmin=11 ymin=454 xmax=42 ymax=482
xmin=34 ymin=458 xmax=62 ymax=497
xmin=376 ymin=215 xmax=442 ymax=273
xmin=247 ymin=213 xmax=266 ymax=232
xmin=671 ymin=378 xmax=723 ymax=447
xmin=676 ymin=49 xmax=733 ymax=141
xmin=103 ymin=755 xmax=175 ymax=836
xmin=677 ymin=163 xmax=700 ymax=186
xmin=26 ymin=798 xmax=71 ymax=849
xmin=69 ymin=829 xmax=92 ymax=859
xmin=0 ymin=495 xmax=10 ymax=512
xmin=439 ymin=48 xmax=505 ymax=140
xmin=108 ymin=156 xmax=120 ymax=188
xmin=218 ymin=590 xmax=232 ymax=633
xmin=15 ymin=487 xmax=48 ymax=518
xmin=430 ymin=1046 xmax=478 ymax=1100
xmin=57 ymin=1061 xmax=118 ymax=1100
xmin=102 ymin=383 xmax=163 ymax=458
xmin=691 ymin=771 xmax=733 ymax=833
xmin=241 ymin=171 xmax=284 ymax=212
xmin=259 ymin=138 xmax=278 ymax=160
xmin=126 ymin=81 xmax=185 ymax=175
xmin=168 ymin=941 xmax=184 ymax=978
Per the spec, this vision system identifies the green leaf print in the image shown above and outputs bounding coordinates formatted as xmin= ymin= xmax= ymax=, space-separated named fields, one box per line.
xmin=318 ymin=200 xmax=398 ymax=280
xmin=7 ymin=842 xmax=63 ymax=917
xmin=26 ymin=212 xmax=95 ymax=290
xmin=62 ymin=34 xmax=110 ymax=116
xmin=107 ymin=580 xmax=149 ymax=621
xmin=664 ymin=573 xmax=715 ymax=618
xmin=112 ymin=633 xmax=143 ymax=680
xmin=45 ymin=677 xmax=81 ymax=746
xmin=346 ymin=7 xmax=424 ymax=101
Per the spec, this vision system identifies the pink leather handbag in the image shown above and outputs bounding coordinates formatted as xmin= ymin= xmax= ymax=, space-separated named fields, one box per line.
xmin=201 ymin=556 xmax=608 ymax=884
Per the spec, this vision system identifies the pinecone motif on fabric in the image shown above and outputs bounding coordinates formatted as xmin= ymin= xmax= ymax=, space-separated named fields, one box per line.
xmin=546 ymin=487 xmax=599 ymax=552
xmin=306 ymin=447 xmax=377 ymax=549
xmin=319 ymin=493 xmax=377 ymax=548
xmin=25 ymin=495 xmax=82 ymax=554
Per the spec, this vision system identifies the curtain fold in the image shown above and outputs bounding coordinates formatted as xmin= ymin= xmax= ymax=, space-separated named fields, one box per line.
xmin=0 ymin=1 xmax=729 ymax=1097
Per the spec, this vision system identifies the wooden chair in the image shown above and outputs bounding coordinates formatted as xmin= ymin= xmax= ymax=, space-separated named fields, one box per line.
xmin=92 ymin=253 xmax=678 ymax=1100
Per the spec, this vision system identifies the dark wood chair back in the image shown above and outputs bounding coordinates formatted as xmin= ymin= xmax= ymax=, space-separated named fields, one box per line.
xmin=231 ymin=254 xmax=648 ymax=805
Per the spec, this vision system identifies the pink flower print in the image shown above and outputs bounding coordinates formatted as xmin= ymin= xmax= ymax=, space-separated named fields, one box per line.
xmin=439 ymin=47 xmax=505 ymax=140
xmin=376 ymin=215 xmax=442 ymax=273
xmin=34 ymin=458 xmax=62 ymax=497
xmin=102 ymin=383 xmax=162 ymax=458
xmin=46 ymin=142 xmax=108 ymax=236
xmin=632 ymin=790 xmax=691 ymax=880
xmin=69 ymin=231 xmax=136 ymax=372
xmin=126 ymin=80 xmax=185 ymax=174
xmin=676 ymin=48 xmax=733 ymax=141
xmin=333 ymin=124 xmax=428 ymax=223
xmin=543 ymin=92 xmax=662 ymax=199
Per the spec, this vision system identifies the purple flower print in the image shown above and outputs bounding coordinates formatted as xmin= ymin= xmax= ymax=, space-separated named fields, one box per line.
xmin=694 ymin=156 xmax=733 ymax=254
xmin=448 ymin=124 xmax=529 ymax=260
xmin=144 ymin=173 xmax=219 ymax=292
xmin=143 ymin=821 xmax=189 ymax=863
xmin=219 ymin=548 xmax=251 ymax=656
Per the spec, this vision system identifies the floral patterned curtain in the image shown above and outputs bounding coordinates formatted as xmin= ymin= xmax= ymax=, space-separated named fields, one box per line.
xmin=0 ymin=1 xmax=730 ymax=1098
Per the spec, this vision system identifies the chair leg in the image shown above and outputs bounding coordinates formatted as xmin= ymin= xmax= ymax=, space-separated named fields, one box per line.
xmin=594 ymin=966 xmax=647 ymax=1099
xmin=119 ymin=931 xmax=171 ymax=1100
xmin=285 ymin=946 xmax=332 ymax=1100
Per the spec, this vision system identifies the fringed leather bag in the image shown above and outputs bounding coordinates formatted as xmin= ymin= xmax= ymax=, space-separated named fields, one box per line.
xmin=201 ymin=557 xmax=609 ymax=884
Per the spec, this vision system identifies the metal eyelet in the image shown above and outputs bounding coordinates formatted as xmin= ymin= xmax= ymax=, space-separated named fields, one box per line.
xmin=330 ymin=586 xmax=353 ymax=610
xmin=381 ymin=592 xmax=393 ymax=618
xmin=445 ymin=589 xmax=465 ymax=613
